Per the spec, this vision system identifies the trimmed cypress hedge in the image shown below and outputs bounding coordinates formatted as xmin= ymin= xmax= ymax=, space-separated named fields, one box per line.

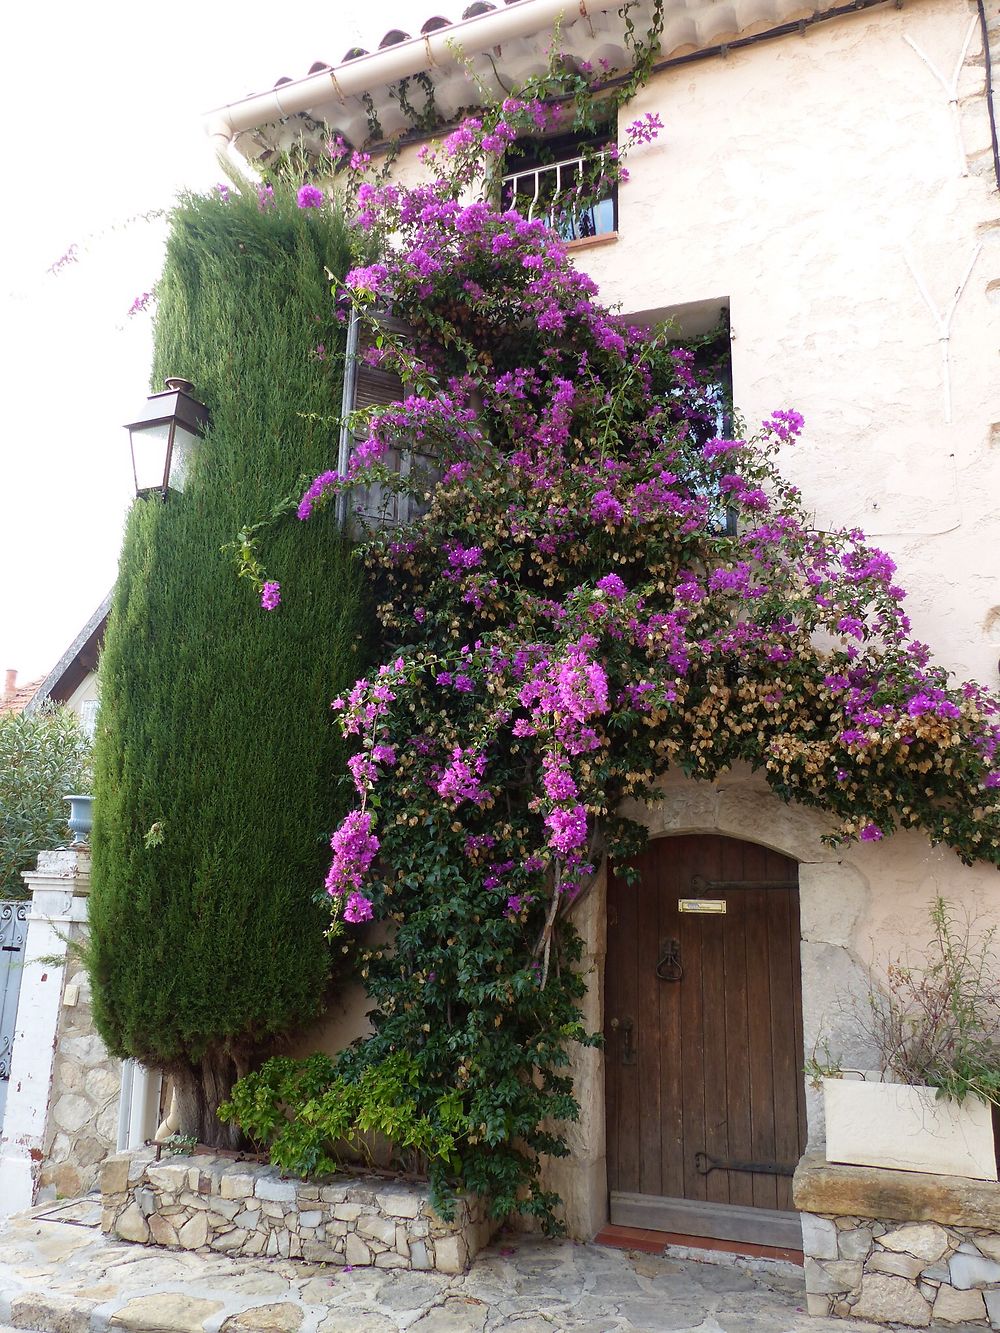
xmin=88 ymin=186 xmax=369 ymax=1140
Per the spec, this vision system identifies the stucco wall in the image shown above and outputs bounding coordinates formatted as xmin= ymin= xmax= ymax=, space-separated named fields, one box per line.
xmin=586 ymin=0 xmax=999 ymax=687
xmin=287 ymin=0 xmax=1000 ymax=1239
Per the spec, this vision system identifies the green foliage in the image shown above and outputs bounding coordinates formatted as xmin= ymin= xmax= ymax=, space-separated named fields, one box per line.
xmin=862 ymin=898 xmax=1000 ymax=1107
xmin=0 ymin=705 xmax=90 ymax=897
xmin=88 ymin=184 xmax=373 ymax=1084
xmin=220 ymin=1051 xmax=473 ymax=1210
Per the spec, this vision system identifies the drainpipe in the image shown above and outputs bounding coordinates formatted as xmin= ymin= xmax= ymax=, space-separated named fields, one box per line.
xmin=203 ymin=0 xmax=627 ymax=158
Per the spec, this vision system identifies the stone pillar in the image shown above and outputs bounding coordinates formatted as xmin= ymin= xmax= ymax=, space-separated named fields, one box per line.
xmin=0 ymin=846 xmax=119 ymax=1216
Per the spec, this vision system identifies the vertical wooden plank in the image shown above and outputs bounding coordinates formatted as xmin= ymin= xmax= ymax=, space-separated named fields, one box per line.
xmin=743 ymin=843 xmax=778 ymax=1210
xmin=700 ymin=837 xmax=730 ymax=1205
xmin=658 ymin=851 xmax=685 ymax=1198
xmin=637 ymin=842 xmax=663 ymax=1196
xmin=679 ymin=837 xmax=707 ymax=1202
xmin=605 ymin=866 xmax=622 ymax=1195
xmin=615 ymin=853 xmax=642 ymax=1195
xmin=765 ymin=875 xmax=799 ymax=1211
xmin=721 ymin=838 xmax=754 ymax=1207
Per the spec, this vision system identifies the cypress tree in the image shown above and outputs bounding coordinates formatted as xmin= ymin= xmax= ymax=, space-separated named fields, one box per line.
xmin=88 ymin=186 xmax=369 ymax=1141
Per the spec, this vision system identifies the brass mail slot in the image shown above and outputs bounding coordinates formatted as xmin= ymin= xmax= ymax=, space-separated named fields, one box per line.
xmin=678 ymin=898 xmax=727 ymax=914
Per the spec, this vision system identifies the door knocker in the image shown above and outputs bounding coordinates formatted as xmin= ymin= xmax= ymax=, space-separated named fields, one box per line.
xmin=656 ymin=937 xmax=683 ymax=982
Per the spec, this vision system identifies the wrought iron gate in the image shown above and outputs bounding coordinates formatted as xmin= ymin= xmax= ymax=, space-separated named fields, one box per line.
xmin=0 ymin=900 xmax=29 ymax=1130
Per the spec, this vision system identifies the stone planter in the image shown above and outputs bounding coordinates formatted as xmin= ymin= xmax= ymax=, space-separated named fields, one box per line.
xmin=824 ymin=1077 xmax=999 ymax=1181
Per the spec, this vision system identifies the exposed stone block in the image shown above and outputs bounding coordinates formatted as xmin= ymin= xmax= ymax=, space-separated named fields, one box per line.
xmin=52 ymin=1093 xmax=94 ymax=1135
xmin=880 ymin=1222 xmax=950 ymax=1262
xmin=837 ymin=1227 xmax=874 ymax=1261
xmin=801 ymin=1213 xmax=838 ymax=1260
xmin=933 ymin=1284 xmax=988 ymax=1323
xmin=148 ymin=1214 xmax=178 ymax=1248
xmin=853 ymin=1274 xmax=932 ymax=1326
xmin=376 ymin=1188 xmax=422 ymax=1219
xmin=220 ymin=1304 xmax=304 ymax=1331
xmin=949 ymin=1251 xmax=1000 ymax=1288
xmin=794 ymin=1156 xmax=1000 ymax=1230
xmin=434 ymin=1234 xmax=469 ymax=1275
xmin=867 ymin=1249 xmax=925 ymax=1279
xmin=410 ymin=1240 xmax=431 ymax=1270
xmin=357 ymin=1214 xmax=397 ymax=1246
xmin=115 ymin=1202 xmax=150 ymax=1244
xmin=146 ymin=1163 xmax=189 ymax=1193
xmin=256 ymin=1176 xmax=298 ymax=1203
xmin=10 ymin=1291 xmax=96 ymax=1333
xmin=209 ymin=1196 xmax=242 ymax=1222
xmin=803 ymin=1257 xmax=862 ymax=1293
xmin=177 ymin=1211 xmax=209 ymax=1249
xmin=333 ymin=1202 xmax=363 ymax=1221
xmin=109 ymin=1294 xmax=223 ymax=1329
xmin=345 ymin=1232 xmax=372 ymax=1266
xmin=220 ymin=1172 xmax=256 ymax=1200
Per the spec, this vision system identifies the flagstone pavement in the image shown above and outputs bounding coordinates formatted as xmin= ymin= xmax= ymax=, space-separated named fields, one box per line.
xmin=0 ymin=1198 xmax=909 ymax=1333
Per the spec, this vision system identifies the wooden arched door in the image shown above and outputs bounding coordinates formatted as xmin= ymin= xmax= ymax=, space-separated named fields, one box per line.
xmin=605 ymin=834 xmax=807 ymax=1248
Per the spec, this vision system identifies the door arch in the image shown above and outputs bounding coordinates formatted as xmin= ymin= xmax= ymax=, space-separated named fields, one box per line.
xmin=604 ymin=833 xmax=806 ymax=1247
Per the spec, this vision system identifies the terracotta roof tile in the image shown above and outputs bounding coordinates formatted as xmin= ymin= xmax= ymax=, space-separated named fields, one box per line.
xmin=0 ymin=675 xmax=45 ymax=715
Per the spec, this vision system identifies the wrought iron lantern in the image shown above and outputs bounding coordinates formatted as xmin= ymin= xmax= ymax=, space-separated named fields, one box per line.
xmin=124 ymin=377 xmax=209 ymax=500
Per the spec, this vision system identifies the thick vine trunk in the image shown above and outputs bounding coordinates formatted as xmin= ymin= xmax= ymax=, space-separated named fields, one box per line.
xmin=171 ymin=1048 xmax=250 ymax=1149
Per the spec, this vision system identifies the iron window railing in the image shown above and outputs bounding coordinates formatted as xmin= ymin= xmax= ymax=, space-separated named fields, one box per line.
xmin=500 ymin=153 xmax=617 ymax=241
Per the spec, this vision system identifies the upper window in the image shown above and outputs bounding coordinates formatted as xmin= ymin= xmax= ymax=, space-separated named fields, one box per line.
xmin=500 ymin=127 xmax=617 ymax=242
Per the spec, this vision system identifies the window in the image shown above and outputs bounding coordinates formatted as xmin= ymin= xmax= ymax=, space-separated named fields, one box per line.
xmin=628 ymin=300 xmax=736 ymax=536
xmin=79 ymin=697 xmax=99 ymax=740
xmin=338 ymin=309 xmax=438 ymax=531
xmin=500 ymin=128 xmax=617 ymax=242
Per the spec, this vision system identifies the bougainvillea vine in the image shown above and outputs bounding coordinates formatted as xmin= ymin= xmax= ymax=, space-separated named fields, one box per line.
xmin=228 ymin=65 xmax=1000 ymax=1227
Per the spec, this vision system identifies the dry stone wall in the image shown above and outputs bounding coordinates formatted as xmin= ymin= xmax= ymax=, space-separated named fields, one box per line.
xmin=802 ymin=1214 xmax=1000 ymax=1327
xmin=796 ymin=1156 xmax=1000 ymax=1328
xmin=37 ymin=921 xmax=120 ymax=1200
xmin=100 ymin=1149 xmax=496 ymax=1274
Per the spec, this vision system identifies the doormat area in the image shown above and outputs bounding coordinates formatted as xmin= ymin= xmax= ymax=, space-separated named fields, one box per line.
xmin=595 ymin=1222 xmax=804 ymax=1265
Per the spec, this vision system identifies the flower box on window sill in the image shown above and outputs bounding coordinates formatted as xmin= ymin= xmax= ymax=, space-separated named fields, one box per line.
xmin=565 ymin=231 xmax=619 ymax=253
xmin=823 ymin=1076 xmax=999 ymax=1181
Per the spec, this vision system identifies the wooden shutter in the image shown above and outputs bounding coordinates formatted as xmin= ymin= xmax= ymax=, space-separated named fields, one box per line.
xmin=340 ymin=309 xmax=444 ymax=531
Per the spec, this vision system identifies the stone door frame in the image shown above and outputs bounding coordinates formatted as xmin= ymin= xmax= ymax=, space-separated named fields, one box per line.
xmin=541 ymin=762 xmax=877 ymax=1242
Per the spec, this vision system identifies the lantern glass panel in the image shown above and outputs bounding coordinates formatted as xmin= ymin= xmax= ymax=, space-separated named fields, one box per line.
xmin=130 ymin=422 xmax=172 ymax=494
xmin=168 ymin=423 xmax=201 ymax=492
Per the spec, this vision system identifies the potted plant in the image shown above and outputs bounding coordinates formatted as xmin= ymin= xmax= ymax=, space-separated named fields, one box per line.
xmin=820 ymin=898 xmax=1000 ymax=1181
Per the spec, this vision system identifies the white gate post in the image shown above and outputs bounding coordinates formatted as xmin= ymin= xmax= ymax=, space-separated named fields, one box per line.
xmin=116 ymin=1059 xmax=162 ymax=1151
xmin=0 ymin=847 xmax=90 ymax=1217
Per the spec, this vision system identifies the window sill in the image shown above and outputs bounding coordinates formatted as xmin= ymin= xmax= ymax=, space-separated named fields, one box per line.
xmin=564 ymin=231 xmax=619 ymax=253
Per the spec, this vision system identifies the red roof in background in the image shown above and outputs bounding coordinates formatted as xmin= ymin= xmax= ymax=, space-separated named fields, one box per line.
xmin=1 ymin=672 xmax=45 ymax=715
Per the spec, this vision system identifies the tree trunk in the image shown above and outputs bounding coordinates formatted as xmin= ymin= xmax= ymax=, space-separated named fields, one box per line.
xmin=171 ymin=1047 xmax=250 ymax=1148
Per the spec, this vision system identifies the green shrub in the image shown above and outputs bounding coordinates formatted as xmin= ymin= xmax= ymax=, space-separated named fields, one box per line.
xmin=220 ymin=1052 xmax=471 ymax=1203
xmin=87 ymin=185 xmax=372 ymax=1141
xmin=0 ymin=705 xmax=91 ymax=897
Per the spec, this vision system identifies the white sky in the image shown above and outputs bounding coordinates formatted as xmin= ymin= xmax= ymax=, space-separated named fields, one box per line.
xmin=0 ymin=0 xmax=430 ymax=683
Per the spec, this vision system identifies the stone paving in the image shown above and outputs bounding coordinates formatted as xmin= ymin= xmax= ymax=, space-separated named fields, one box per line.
xmin=0 ymin=1197 xmax=910 ymax=1333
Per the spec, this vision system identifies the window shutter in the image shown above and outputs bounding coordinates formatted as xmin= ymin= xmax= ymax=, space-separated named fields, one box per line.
xmin=339 ymin=310 xmax=440 ymax=531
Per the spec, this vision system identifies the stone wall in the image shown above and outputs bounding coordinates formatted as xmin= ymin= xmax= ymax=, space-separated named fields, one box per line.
xmin=795 ymin=1155 xmax=1000 ymax=1328
xmin=37 ymin=920 xmax=120 ymax=1200
xmin=0 ymin=847 xmax=120 ymax=1216
xmin=100 ymin=1149 xmax=497 ymax=1274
